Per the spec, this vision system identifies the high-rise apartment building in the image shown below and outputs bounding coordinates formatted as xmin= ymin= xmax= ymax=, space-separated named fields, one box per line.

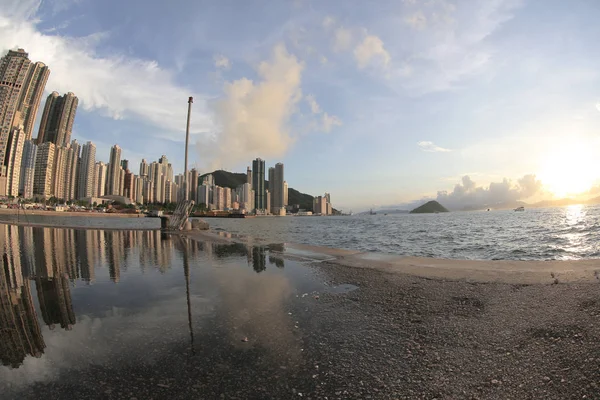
xmin=223 ymin=187 xmax=232 ymax=209
xmin=106 ymin=145 xmax=121 ymax=195
xmin=19 ymin=140 xmax=37 ymax=198
xmin=143 ymin=178 xmax=154 ymax=204
xmin=272 ymin=163 xmax=285 ymax=212
xmin=120 ymin=159 xmax=129 ymax=171
xmin=0 ymin=49 xmax=49 ymax=189
xmin=118 ymin=168 xmax=125 ymax=197
xmin=283 ymin=181 xmax=288 ymax=206
xmin=78 ymin=141 xmax=96 ymax=199
xmin=268 ymin=167 xmax=275 ymax=212
xmin=139 ymin=159 xmax=148 ymax=177
xmin=52 ymin=146 xmax=68 ymax=200
xmin=198 ymin=183 xmax=211 ymax=207
xmin=247 ymin=167 xmax=252 ymax=187
xmin=6 ymin=127 xmax=26 ymax=197
xmin=123 ymin=170 xmax=134 ymax=200
xmin=36 ymin=92 xmax=78 ymax=147
xmin=252 ymin=158 xmax=265 ymax=210
xmin=135 ymin=176 xmax=144 ymax=204
xmin=65 ymin=141 xmax=79 ymax=201
xmin=33 ymin=142 xmax=55 ymax=198
xmin=190 ymin=168 xmax=199 ymax=202
xmin=93 ymin=161 xmax=107 ymax=198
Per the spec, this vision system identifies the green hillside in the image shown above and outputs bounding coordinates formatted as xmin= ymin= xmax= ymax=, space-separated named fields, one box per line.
xmin=199 ymin=170 xmax=315 ymax=211
xmin=410 ymin=200 xmax=449 ymax=214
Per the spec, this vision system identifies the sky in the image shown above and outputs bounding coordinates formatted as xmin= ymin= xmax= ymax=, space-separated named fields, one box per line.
xmin=1 ymin=0 xmax=600 ymax=211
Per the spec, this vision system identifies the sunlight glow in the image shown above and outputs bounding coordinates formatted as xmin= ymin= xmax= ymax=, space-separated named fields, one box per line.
xmin=538 ymin=141 xmax=600 ymax=198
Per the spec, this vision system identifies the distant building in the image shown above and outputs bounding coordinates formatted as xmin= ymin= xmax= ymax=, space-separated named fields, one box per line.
xmin=272 ymin=163 xmax=285 ymax=214
xmin=36 ymin=91 xmax=78 ymax=147
xmin=19 ymin=140 xmax=37 ymax=198
xmin=139 ymin=159 xmax=148 ymax=177
xmin=252 ymin=158 xmax=266 ymax=210
xmin=198 ymin=183 xmax=210 ymax=207
xmin=93 ymin=161 xmax=107 ymax=198
xmin=268 ymin=167 xmax=275 ymax=213
xmin=123 ymin=170 xmax=134 ymax=200
xmin=0 ymin=49 xmax=50 ymax=184
xmin=106 ymin=145 xmax=121 ymax=196
xmin=223 ymin=187 xmax=232 ymax=209
xmin=33 ymin=142 xmax=55 ymax=199
xmin=266 ymin=189 xmax=271 ymax=214
xmin=246 ymin=166 xmax=252 ymax=187
xmin=6 ymin=127 xmax=26 ymax=197
xmin=313 ymin=196 xmax=327 ymax=215
xmin=120 ymin=159 xmax=129 ymax=171
xmin=78 ymin=141 xmax=96 ymax=199
xmin=190 ymin=168 xmax=199 ymax=202
xmin=283 ymin=181 xmax=288 ymax=206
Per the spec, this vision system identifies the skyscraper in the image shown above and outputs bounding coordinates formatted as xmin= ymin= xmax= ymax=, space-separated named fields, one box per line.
xmin=273 ymin=163 xmax=285 ymax=212
xmin=78 ymin=141 xmax=96 ymax=199
xmin=65 ymin=141 xmax=80 ymax=201
xmin=19 ymin=140 xmax=37 ymax=198
xmin=93 ymin=161 xmax=107 ymax=198
xmin=33 ymin=142 xmax=55 ymax=199
xmin=252 ymin=158 xmax=265 ymax=210
xmin=283 ymin=181 xmax=288 ymax=207
xmin=52 ymin=145 xmax=68 ymax=200
xmin=36 ymin=92 xmax=78 ymax=147
xmin=139 ymin=159 xmax=148 ymax=177
xmin=247 ymin=166 xmax=252 ymax=187
xmin=123 ymin=170 xmax=134 ymax=200
xmin=120 ymin=159 xmax=129 ymax=171
xmin=0 ymin=49 xmax=49 ymax=191
xmin=6 ymin=127 xmax=26 ymax=197
xmin=268 ymin=167 xmax=275 ymax=213
xmin=106 ymin=145 xmax=121 ymax=195
xmin=190 ymin=168 xmax=199 ymax=202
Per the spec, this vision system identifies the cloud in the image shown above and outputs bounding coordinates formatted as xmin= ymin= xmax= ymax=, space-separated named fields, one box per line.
xmin=333 ymin=27 xmax=353 ymax=52
xmin=0 ymin=2 xmax=213 ymax=138
xmin=321 ymin=113 xmax=342 ymax=132
xmin=353 ymin=34 xmax=391 ymax=69
xmin=304 ymin=94 xmax=341 ymax=133
xmin=305 ymin=94 xmax=321 ymax=114
xmin=199 ymin=44 xmax=303 ymax=169
xmin=322 ymin=16 xmax=335 ymax=29
xmin=436 ymin=174 xmax=543 ymax=210
xmin=417 ymin=141 xmax=451 ymax=152
xmin=405 ymin=11 xmax=427 ymax=30
xmin=214 ymin=54 xmax=231 ymax=70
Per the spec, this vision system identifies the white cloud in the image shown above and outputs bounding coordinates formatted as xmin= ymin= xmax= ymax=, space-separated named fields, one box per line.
xmin=333 ymin=27 xmax=353 ymax=52
xmin=321 ymin=113 xmax=342 ymax=132
xmin=322 ymin=16 xmax=335 ymax=29
xmin=214 ymin=54 xmax=231 ymax=70
xmin=405 ymin=11 xmax=427 ymax=30
xmin=305 ymin=94 xmax=321 ymax=114
xmin=354 ymin=34 xmax=391 ymax=69
xmin=417 ymin=141 xmax=451 ymax=152
xmin=199 ymin=44 xmax=303 ymax=169
xmin=0 ymin=2 xmax=213 ymax=138
xmin=304 ymin=94 xmax=341 ymax=133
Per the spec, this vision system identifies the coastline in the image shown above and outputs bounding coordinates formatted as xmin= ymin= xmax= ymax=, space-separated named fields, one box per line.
xmin=0 ymin=208 xmax=144 ymax=218
xmin=182 ymin=230 xmax=600 ymax=285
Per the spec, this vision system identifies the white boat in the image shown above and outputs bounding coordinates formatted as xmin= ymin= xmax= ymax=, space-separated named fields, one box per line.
xmin=514 ymin=206 xmax=525 ymax=212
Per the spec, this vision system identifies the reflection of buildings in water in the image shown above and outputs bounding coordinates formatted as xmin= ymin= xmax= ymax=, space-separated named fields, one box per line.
xmin=35 ymin=273 xmax=76 ymax=331
xmin=252 ymin=246 xmax=267 ymax=273
xmin=75 ymin=230 xmax=96 ymax=283
xmin=17 ymin=225 xmax=35 ymax=278
xmin=32 ymin=228 xmax=56 ymax=278
xmin=268 ymin=255 xmax=285 ymax=269
xmin=104 ymin=231 xmax=122 ymax=283
xmin=0 ymin=251 xmax=45 ymax=368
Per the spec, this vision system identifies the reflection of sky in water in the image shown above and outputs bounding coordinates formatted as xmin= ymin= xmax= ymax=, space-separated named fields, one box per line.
xmin=0 ymin=225 xmax=325 ymax=393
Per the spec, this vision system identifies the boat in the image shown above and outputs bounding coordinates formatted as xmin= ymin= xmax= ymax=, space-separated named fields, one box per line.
xmin=369 ymin=208 xmax=376 ymax=215
xmin=514 ymin=206 xmax=525 ymax=212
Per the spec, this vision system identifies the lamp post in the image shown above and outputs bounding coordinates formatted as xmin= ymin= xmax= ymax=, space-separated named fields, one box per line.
xmin=184 ymin=97 xmax=193 ymax=201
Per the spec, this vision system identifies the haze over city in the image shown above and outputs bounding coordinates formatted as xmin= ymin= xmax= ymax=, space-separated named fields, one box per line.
xmin=1 ymin=0 xmax=599 ymax=211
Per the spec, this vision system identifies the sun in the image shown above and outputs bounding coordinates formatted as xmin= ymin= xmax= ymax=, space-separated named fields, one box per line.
xmin=538 ymin=141 xmax=599 ymax=198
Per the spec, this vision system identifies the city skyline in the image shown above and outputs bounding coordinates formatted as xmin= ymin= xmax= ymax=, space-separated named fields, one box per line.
xmin=1 ymin=1 xmax=600 ymax=211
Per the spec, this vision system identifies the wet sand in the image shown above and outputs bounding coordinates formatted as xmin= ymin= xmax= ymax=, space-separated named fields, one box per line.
xmin=180 ymin=230 xmax=600 ymax=399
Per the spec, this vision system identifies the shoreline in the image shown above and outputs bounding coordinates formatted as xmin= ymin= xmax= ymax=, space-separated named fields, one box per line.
xmin=0 ymin=214 xmax=598 ymax=285
xmin=182 ymin=230 xmax=600 ymax=285
xmin=0 ymin=209 xmax=144 ymax=218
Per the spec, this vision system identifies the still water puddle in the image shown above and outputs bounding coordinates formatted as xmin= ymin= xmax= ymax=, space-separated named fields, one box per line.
xmin=0 ymin=224 xmax=334 ymax=397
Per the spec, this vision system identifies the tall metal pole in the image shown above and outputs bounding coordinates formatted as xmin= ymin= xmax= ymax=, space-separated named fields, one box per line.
xmin=184 ymin=97 xmax=193 ymax=201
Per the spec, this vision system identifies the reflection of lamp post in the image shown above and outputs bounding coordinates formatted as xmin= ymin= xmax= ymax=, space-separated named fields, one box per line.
xmin=180 ymin=237 xmax=195 ymax=355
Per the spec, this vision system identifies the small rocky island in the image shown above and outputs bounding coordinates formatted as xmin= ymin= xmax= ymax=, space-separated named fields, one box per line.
xmin=410 ymin=200 xmax=449 ymax=214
